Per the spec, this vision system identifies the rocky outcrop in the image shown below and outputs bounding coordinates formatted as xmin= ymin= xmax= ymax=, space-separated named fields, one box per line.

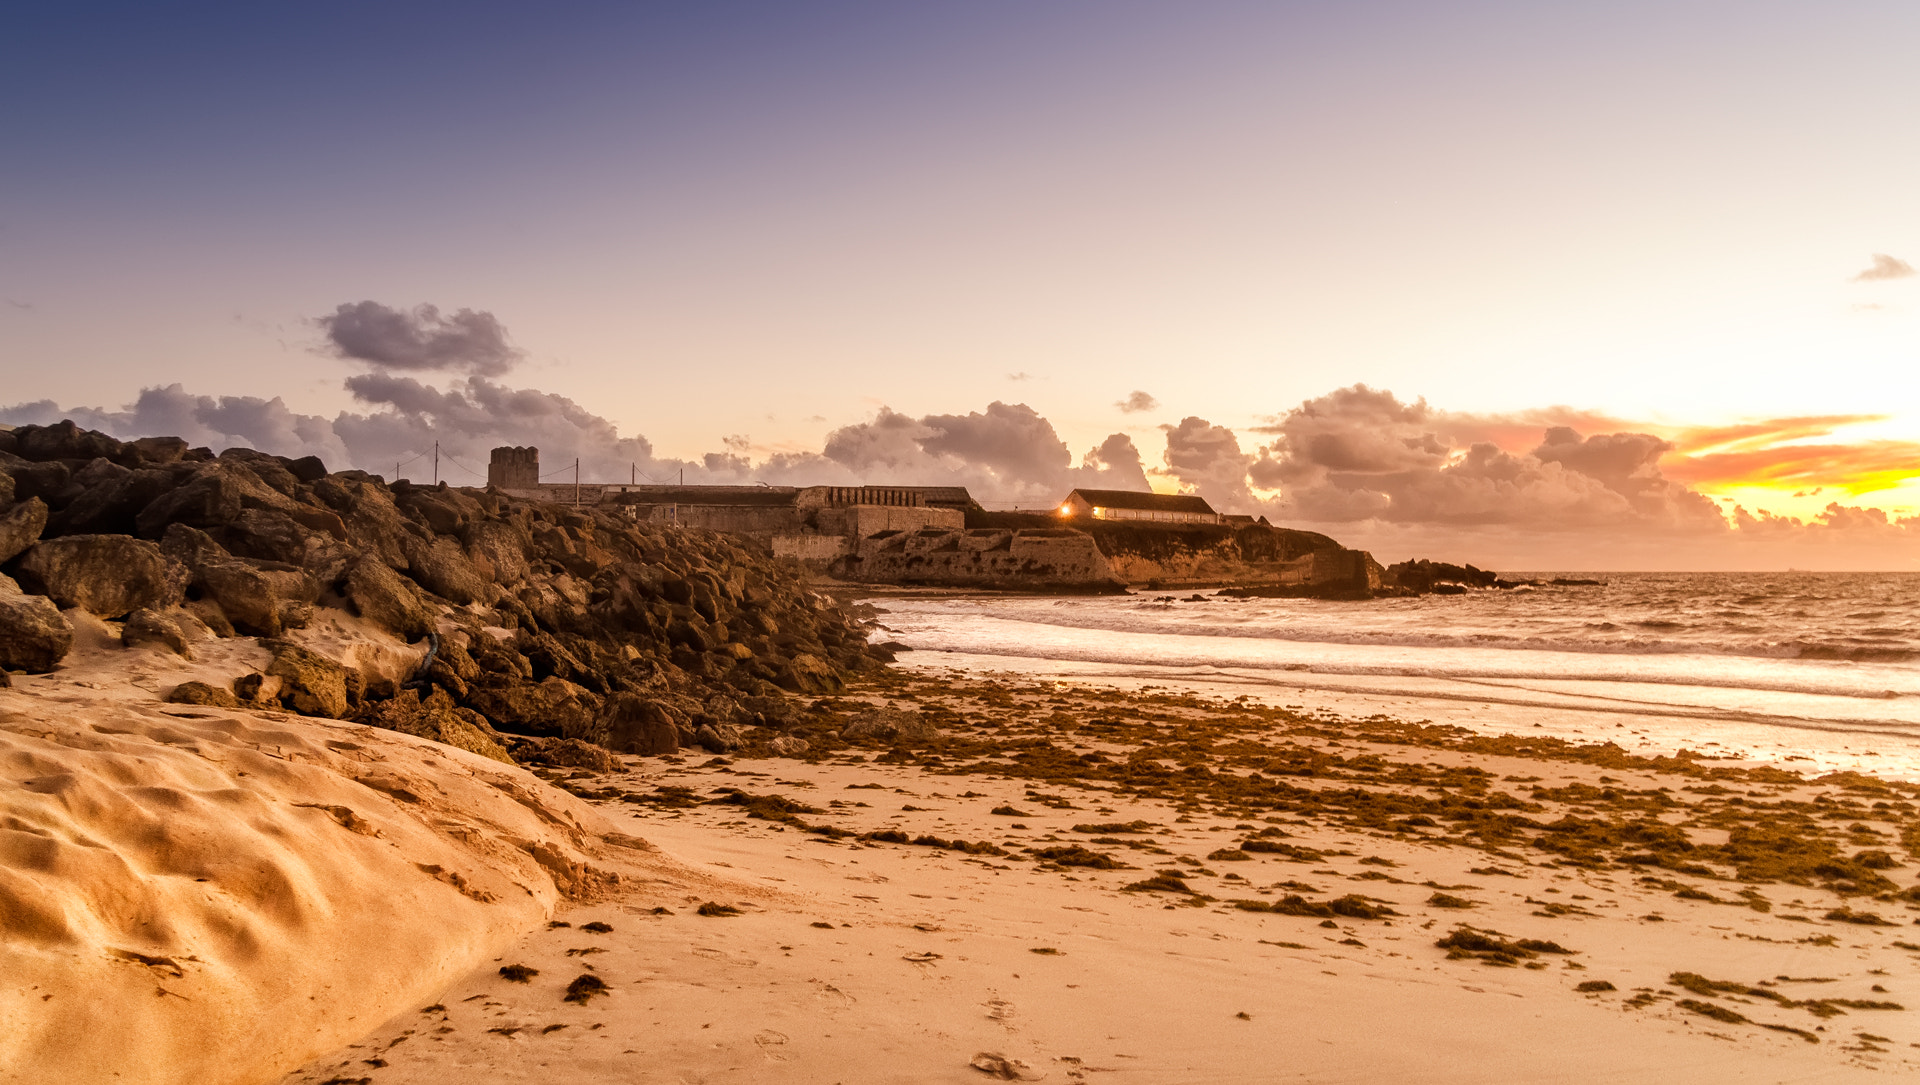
xmin=10 ymin=534 xmax=188 ymax=618
xmin=0 ymin=420 xmax=890 ymax=764
xmin=0 ymin=574 xmax=73 ymax=672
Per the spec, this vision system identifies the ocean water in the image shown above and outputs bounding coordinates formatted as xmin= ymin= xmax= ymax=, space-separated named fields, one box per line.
xmin=866 ymin=573 xmax=1920 ymax=781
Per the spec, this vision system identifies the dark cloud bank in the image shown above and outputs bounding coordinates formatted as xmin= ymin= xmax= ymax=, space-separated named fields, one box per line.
xmin=4 ymin=302 xmax=1912 ymax=569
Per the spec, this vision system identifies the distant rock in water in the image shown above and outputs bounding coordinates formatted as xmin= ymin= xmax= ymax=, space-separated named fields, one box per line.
xmin=0 ymin=420 xmax=889 ymax=759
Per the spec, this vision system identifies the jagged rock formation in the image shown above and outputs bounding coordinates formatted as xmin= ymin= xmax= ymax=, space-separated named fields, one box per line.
xmin=0 ymin=421 xmax=888 ymax=760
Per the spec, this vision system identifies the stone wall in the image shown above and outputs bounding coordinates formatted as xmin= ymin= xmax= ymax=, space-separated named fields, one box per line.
xmin=830 ymin=528 xmax=1124 ymax=593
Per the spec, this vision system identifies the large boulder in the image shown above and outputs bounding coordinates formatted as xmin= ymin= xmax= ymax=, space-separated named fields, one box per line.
xmin=344 ymin=556 xmax=435 ymax=639
xmin=600 ymin=692 xmax=681 ymax=755
xmin=264 ymin=641 xmax=349 ymax=718
xmin=194 ymin=558 xmax=318 ymax=636
xmin=0 ymin=574 xmax=73 ymax=672
xmin=0 ymin=497 xmax=48 ymax=564
xmin=11 ymin=535 xmax=188 ymax=619
xmin=403 ymin=535 xmax=493 ymax=606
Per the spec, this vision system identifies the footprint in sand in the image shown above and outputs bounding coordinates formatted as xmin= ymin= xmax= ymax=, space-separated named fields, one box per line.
xmin=753 ymin=1029 xmax=791 ymax=1061
xmin=813 ymin=981 xmax=856 ymax=1012
xmin=985 ymin=997 xmax=1015 ymax=1024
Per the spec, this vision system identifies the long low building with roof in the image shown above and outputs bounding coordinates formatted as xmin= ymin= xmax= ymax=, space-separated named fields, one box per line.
xmin=1056 ymin=487 xmax=1221 ymax=525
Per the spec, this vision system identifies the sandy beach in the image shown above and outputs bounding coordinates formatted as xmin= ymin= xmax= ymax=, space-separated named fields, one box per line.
xmin=268 ymin=665 xmax=1920 ymax=1084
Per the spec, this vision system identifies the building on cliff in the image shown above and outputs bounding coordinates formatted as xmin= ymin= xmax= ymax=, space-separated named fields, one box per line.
xmin=1056 ymin=488 xmax=1220 ymax=525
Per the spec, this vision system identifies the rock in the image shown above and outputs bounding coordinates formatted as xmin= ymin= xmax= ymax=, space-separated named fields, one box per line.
xmin=232 ymin=672 xmax=284 ymax=706
xmin=694 ymin=722 xmax=743 ymax=753
xmin=0 ymin=470 xmax=12 ymax=507
xmin=360 ymin=688 xmax=514 ymax=764
xmin=776 ymin=652 xmax=844 ymax=694
xmin=519 ymin=737 xmax=615 ymax=772
xmin=395 ymin=485 xmax=484 ymax=535
xmin=216 ymin=447 xmax=302 ymax=496
xmin=344 ymin=556 xmax=435 ymax=639
xmin=599 ymin=692 xmax=681 ymax=755
xmin=129 ymin=435 xmax=189 ymax=465
xmin=464 ymin=676 xmax=594 ymax=738
xmin=768 ymin=735 xmax=811 ymax=757
xmin=284 ymin=455 xmax=329 ymax=483
xmin=165 ymin=681 xmax=241 ymax=709
xmin=462 ymin=520 xmax=533 ymax=586
xmin=265 ymin=641 xmax=349 ymax=718
xmin=0 ymin=575 xmax=73 ymax=672
xmin=122 ymin=607 xmax=192 ymax=658
xmin=404 ymin=535 xmax=493 ymax=606
xmin=0 ymin=497 xmax=48 ymax=564
xmin=12 ymin=420 xmax=128 ymax=464
xmin=193 ymin=557 xmax=318 ymax=636
xmin=6 ymin=460 xmax=72 ymax=505
xmin=50 ymin=466 xmax=179 ymax=536
xmin=183 ymin=598 xmax=236 ymax=638
xmin=135 ymin=460 xmax=297 ymax=536
xmin=11 ymin=535 xmax=188 ymax=618
xmin=841 ymin=707 xmax=938 ymax=746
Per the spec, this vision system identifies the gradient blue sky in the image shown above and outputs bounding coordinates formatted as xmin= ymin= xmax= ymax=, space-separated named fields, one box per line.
xmin=5 ymin=1 xmax=1919 ymax=564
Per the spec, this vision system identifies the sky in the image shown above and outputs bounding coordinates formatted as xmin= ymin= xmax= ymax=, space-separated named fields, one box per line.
xmin=3 ymin=1 xmax=1918 ymax=569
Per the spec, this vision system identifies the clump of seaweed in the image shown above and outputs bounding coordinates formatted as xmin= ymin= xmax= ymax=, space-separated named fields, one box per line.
xmin=1426 ymin=892 xmax=1475 ymax=909
xmin=1575 ymin=980 xmax=1616 ymax=993
xmin=1677 ymin=998 xmax=1749 ymax=1024
xmin=1234 ymin=894 xmax=1397 ymax=920
xmin=1029 ymin=845 xmax=1125 ymax=869
xmin=1823 ymin=907 xmax=1897 ymax=926
xmin=563 ymin=974 xmax=609 ymax=1003
xmin=1124 ymin=873 xmax=1195 ymax=894
xmin=498 ymin=964 xmax=539 ymax=983
xmin=697 ymin=902 xmax=742 ymax=917
xmin=1435 ymin=927 xmax=1575 ymax=966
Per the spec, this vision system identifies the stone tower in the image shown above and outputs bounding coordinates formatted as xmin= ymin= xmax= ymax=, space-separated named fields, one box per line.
xmin=487 ymin=446 xmax=540 ymax=489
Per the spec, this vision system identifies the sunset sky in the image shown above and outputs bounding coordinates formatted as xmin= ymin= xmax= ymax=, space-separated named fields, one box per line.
xmin=4 ymin=2 xmax=1918 ymax=568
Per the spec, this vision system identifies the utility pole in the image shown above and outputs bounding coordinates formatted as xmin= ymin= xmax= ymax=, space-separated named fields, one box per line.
xmin=679 ymin=467 xmax=684 ymax=486
xmin=432 ymin=441 xmax=440 ymax=486
xmin=631 ymin=462 xmax=636 ymax=485
xmin=574 ymin=458 xmax=581 ymax=507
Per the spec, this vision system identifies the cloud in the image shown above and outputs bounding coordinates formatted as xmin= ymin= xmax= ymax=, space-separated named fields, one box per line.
xmin=1006 ymin=372 xmax=1034 ymax=382
xmin=1116 ymin=390 xmax=1158 ymax=413
xmin=1852 ymin=254 xmax=1915 ymax=282
xmin=318 ymin=301 xmax=522 ymax=376
xmin=1249 ymin=384 xmax=1723 ymax=529
xmin=1161 ymin=416 xmax=1253 ymax=510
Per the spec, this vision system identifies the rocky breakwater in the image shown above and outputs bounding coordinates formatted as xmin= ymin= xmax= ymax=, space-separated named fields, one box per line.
xmin=0 ymin=420 xmax=889 ymax=760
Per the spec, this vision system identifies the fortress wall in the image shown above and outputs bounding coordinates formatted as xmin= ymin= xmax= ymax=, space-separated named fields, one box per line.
xmin=832 ymin=529 xmax=1124 ymax=592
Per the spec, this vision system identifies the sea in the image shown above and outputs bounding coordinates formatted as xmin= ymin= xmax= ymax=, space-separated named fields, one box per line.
xmin=866 ymin=573 xmax=1920 ymax=782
